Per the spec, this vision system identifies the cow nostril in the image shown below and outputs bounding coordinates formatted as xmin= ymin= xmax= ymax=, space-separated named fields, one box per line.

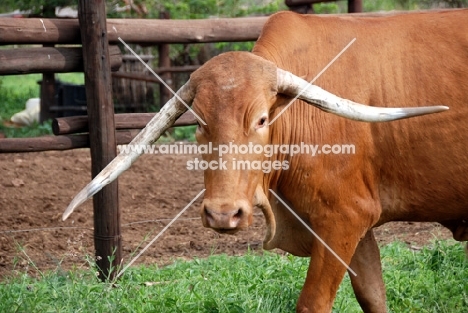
xmin=233 ymin=208 xmax=243 ymax=220
xmin=204 ymin=206 xmax=213 ymax=219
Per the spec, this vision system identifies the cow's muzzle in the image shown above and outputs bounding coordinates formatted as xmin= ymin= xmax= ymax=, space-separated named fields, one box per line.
xmin=200 ymin=199 xmax=252 ymax=233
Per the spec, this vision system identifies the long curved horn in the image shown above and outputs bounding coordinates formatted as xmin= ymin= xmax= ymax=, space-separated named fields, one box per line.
xmin=62 ymin=81 xmax=195 ymax=221
xmin=276 ymin=68 xmax=448 ymax=122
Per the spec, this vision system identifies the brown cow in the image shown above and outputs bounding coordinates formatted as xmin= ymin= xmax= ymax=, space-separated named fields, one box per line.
xmin=63 ymin=10 xmax=468 ymax=313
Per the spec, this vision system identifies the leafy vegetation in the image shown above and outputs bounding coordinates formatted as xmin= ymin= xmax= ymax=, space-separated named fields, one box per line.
xmin=0 ymin=0 xmax=76 ymax=17
xmin=313 ymin=0 xmax=468 ymax=13
xmin=168 ymin=125 xmax=198 ymax=142
xmin=0 ymin=241 xmax=466 ymax=312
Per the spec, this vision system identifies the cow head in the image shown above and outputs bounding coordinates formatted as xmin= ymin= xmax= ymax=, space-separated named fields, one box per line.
xmin=62 ymin=51 xmax=447 ymax=239
xmin=190 ymin=52 xmax=277 ymax=233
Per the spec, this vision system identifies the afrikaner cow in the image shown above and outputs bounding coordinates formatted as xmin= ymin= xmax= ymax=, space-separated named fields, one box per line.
xmin=63 ymin=9 xmax=468 ymax=313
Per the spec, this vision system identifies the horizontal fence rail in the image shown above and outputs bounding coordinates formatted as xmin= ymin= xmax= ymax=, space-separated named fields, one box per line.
xmin=53 ymin=111 xmax=197 ymax=135
xmin=0 ymin=46 xmax=122 ymax=75
xmin=0 ymin=10 xmax=441 ymax=45
xmin=0 ymin=130 xmax=138 ymax=153
xmin=0 ymin=112 xmax=197 ymax=153
xmin=0 ymin=17 xmax=268 ymax=45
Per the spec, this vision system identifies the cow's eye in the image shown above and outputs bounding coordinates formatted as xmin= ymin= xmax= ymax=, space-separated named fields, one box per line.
xmin=257 ymin=116 xmax=268 ymax=128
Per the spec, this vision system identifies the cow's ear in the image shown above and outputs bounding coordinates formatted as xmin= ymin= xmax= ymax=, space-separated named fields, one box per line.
xmin=269 ymin=94 xmax=292 ymax=116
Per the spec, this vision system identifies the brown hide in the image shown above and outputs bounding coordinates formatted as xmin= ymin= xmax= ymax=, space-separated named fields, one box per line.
xmin=252 ymin=10 xmax=468 ymax=248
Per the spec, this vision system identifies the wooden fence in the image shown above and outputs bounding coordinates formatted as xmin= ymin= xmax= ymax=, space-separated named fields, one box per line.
xmin=0 ymin=0 xmax=370 ymax=279
xmin=0 ymin=16 xmax=269 ymax=153
xmin=0 ymin=5 xmax=269 ymax=280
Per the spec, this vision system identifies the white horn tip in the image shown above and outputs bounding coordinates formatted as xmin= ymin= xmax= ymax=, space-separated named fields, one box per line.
xmin=62 ymin=197 xmax=83 ymax=221
xmin=62 ymin=181 xmax=104 ymax=221
xmin=438 ymin=105 xmax=449 ymax=111
xmin=62 ymin=207 xmax=74 ymax=221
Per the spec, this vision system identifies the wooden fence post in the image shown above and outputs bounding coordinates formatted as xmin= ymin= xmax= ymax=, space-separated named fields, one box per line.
xmin=40 ymin=44 xmax=56 ymax=123
xmin=78 ymin=0 xmax=122 ymax=281
xmin=158 ymin=11 xmax=173 ymax=108
xmin=348 ymin=0 xmax=363 ymax=13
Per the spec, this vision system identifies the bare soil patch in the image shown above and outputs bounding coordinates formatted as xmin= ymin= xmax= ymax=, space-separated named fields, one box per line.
xmin=0 ymin=148 xmax=452 ymax=277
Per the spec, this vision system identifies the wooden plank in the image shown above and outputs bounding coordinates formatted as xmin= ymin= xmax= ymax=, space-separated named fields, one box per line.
xmin=0 ymin=16 xmax=267 ymax=45
xmin=52 ymin=111 xmax=197 ymax=135
xmin=111 ymin=17 xmax=265 ymax=44
xmin=0 ymin=46 xmax=122 ymax=75
xmin=0 ymin=135 xmax=88 ymax=153
xmin=0 ymin=130 xmax=140 ymax=153
xmin=111 ymin=66 xmax=200 ymax=83
xmin=0 ymin=18 xmax=80 ymax=45
xmin=78 ymin=0 xmax=121 ymax=281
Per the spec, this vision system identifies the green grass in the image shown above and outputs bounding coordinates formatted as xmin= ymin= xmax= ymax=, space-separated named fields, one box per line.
xmin=0 ymin=74 xmax=41 ymax=121
xmin=0 ymin=240 xmax=466 ymax=312
xmin=0 ymin=73 xmax=84 ymax=138
xmin=0 ymin=74 xmax=84 ymax=113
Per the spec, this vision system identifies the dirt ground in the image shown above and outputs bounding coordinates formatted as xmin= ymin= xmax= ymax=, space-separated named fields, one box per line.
xmin=0 ymin=147 xmax=453 ymax=278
